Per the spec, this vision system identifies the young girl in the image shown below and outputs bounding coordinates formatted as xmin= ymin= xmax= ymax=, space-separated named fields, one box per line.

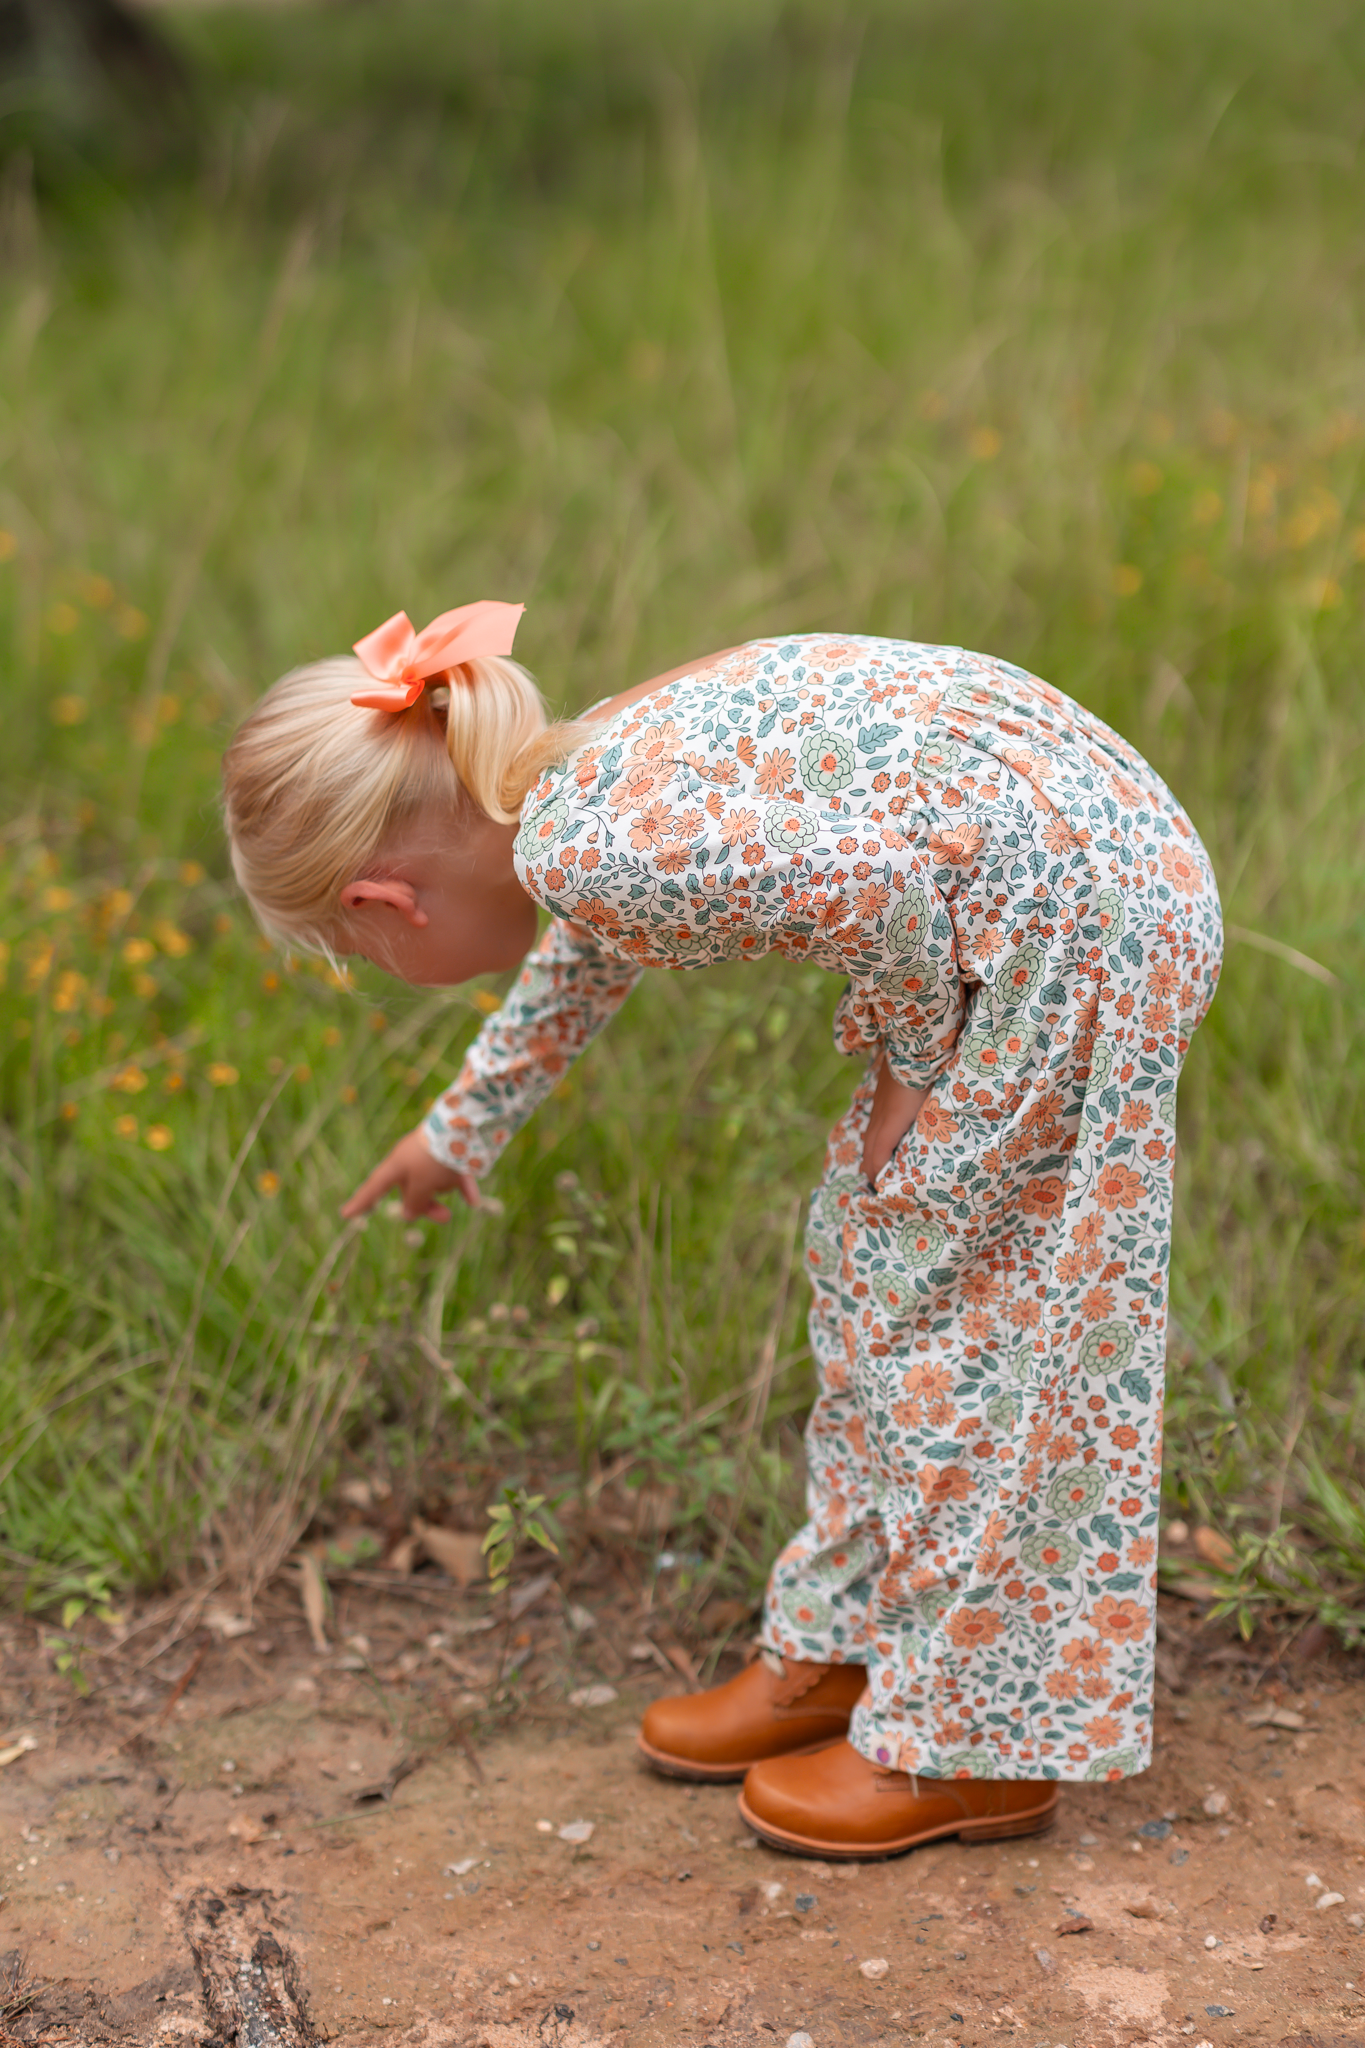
xmin=223 ymin=599 xmax=1222 ymax=1861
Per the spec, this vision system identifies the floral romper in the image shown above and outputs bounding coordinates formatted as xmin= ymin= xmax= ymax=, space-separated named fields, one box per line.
xmin=424 ymin=637 xmax=1222 ymax=1783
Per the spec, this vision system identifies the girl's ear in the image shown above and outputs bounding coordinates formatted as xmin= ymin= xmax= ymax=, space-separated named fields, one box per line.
xmin=339 ymin=878 xmax=429 ymax=927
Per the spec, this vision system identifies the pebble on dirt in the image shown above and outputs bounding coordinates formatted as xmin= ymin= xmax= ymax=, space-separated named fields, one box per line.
xmin=1202 ymin=1791 xmax=1230 ymax=1816
xmin=859 ymin=1958 xmax=889 ymax=1979
xmin=558 ymin=1819 xmax=595 ymax=1843
xmin=568 ymin=1684 xmax=618 ymax=1707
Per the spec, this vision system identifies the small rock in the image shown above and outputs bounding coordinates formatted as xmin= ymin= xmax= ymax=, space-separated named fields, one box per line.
xmin=1202 ymin=1791 xmax=1229 ymax=1817
xmin=567 ymin=1684 xmax=617 ymax=1708
xmin=1205 ymin=2005 xmax=1235 ymax=2018
xmin=1259 ymin=1913 xmax=1277 ymax=1933
xmin=628 ymin=1641 xmax=656 ymax=1661
xmin=586 ymin=1940 xmax=600 ymax=1951
xmin=1078 ymin=1831 xmax=1099 ymax=1846
xmin=1170 ymin=1848 xmax=1190 ymax=1864
xmin=1139 ymin=1819 xmax=1172 ymax=1840
xmin=444 ymin=1857 xmax=478 ymax=1877
xmin=1347 ymin=1913 xmax=1364 ymax=1931
xmin=1057 ymin=1915 xmax=1093 ymax=1936
xmin=536 ymin=1819 xmax=554 ymax=1833
xmin=558 ymin=1819 xmax=595 ymax=1844
xmin=1125 ymin=1898 xmax=1162 ymax=1919
xmin=1306 ymin=1872 xmax=1324 ymax=1888
xmin=807 ymin=1862 xmax=834 ymax=1879
xmin=1204 ymin=1934 xmax=1220 ymax=1949
xmin=104 ymin=1847 xmax=120 ymax=1864
xmin=786 ymin=2035 xmax=814 ymax=2048
xmin=859 ymin=1958 xmax=889 ymax=1980
xmin=1034 ymin=1948 xmax=1056 ymax=1973
xmin=794 ymin=1893 xmax=817 ymax=1913
xmin=736 ymin=1834 xmax=759 ymax=1849
xmin=1316 ymin=1892 xmax=1345 ymax=1911
xmin=1245 ymin=1704 xmax=1306 ymax=1731
xmin=762 ymin=1881 xmax=785 ymax=1900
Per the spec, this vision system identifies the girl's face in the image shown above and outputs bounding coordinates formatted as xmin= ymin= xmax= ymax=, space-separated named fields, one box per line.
xmin=337 ymin=805 xmax=538 ymax=987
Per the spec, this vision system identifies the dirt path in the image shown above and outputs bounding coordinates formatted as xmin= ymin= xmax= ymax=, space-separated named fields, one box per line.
xmin=1 ymin=1583 xmax=1363 ymax=2048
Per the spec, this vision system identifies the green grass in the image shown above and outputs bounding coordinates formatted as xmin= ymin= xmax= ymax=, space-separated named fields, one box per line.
xmin=0 ymin=0 xmax=1361 ymax=1629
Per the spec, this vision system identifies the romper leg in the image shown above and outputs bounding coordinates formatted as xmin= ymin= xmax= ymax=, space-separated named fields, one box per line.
xmin=761 ymin=1070 xmax=885 ymax=1670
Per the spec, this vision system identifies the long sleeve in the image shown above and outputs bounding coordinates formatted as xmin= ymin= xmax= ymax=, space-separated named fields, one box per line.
xmin=423 ymin=917 xmax=643 ymax=1178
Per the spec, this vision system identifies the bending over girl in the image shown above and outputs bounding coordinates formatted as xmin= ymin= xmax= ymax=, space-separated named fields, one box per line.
xmin=223 ymin=600 xmax=1221 ymax=1861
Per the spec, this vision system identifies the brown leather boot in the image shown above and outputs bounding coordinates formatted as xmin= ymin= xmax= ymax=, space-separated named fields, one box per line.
xmin=738 ymin=1738 xmax=1060 ymax=1859
xmin=637 ymin=1657 xmax=867 ymax=1783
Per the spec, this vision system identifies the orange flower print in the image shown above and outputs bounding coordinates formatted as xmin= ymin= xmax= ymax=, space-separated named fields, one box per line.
xmin=1057 ymin=1252 xmax=1087 ymax=1286
xmin=1021 ymin=1175 xmax=1065 ymax=1217
xmin=1146 ymin=962 xmax=1180 ymax=997
xmin=736 ymin=732 xmax=757 ymax=767
xmin=720 ymin=807 xmax=761 ymax=847
xmin=960 ymin=1270 xmax=1001 ymax=1305
xmin=854 ymin=882 xmax=891 ymax=919
xmin=607 ymin=762 xmax=666 ymax=815
xmin=755 ymin=747 xmax=797 ymax=796
xmin=1119 ymin=1099 xmax=1152 ymax=1131
xmin=1042 ymin=814 xmax=1088 ymax=855
xmin=917 ymin=1098 xmax=958 ymax=1142
xmin=1079 ymin=1285 xmax=1116 ymax=1322
xmin=1084 ymin=1714 xmax=1121 ymax=1748
xmin=1096 ymin=1162 xmax=1145 ymax=1211
xmin=1071 ymin=1213 xmax=1104 ymax=1249
xmin=945 ymin=1606 xmax=1006 ymax=1650
xmin=628 ymin=800 xmax=676 ymax=851
xmin=903 ymin=1362 xmax=953 ymax=1398
xmin=578 ymin=847 xmax=601 ymax=871
xmin=972 ymin=925 xmax=1005 ymax=961
xmin=1091 ymin=1596 xmax=1148 ymax=1644
xmin=656 ymin=843 xmax=692 ymax=874
xmin=927 ymin=822 xmax=985 ymax=867
xmin=1045 ymin=1670 xmax=1080 ymax=1701
xmin=1127 ymin=1534 xmax=1156 ymax=1566
xmin=919 ymin=1463 xmax=974 ymax=1505
xmin=1160 ymin=842 xmax=1201 ymax=895
xmin=1061 ymin=1637 xmax=1112 ymax=1673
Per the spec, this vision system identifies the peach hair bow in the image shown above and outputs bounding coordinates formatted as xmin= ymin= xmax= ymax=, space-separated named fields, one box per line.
xmin=350 ymin=599 xmax=525 ymax=711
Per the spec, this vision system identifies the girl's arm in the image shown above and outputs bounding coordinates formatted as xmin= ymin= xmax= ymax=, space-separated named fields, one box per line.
xmin=342 ymin=916 xmax=642 ymax=1220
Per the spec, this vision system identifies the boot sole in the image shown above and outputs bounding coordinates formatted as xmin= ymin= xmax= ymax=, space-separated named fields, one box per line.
xmin=735 ymin=1785 xmax=1060 ymax=1860
xmin=637 ymin=1733 xmax=846 ymax=1785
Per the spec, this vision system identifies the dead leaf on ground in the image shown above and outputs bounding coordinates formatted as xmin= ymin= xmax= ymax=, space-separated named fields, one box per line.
xmin=412 ymin=1517 xmax=485 ymax=1587
xmin=227 ymin=1815 xmax=266 ymax=1846
xmin=383 ymin=1533 xmax=418 ymax=1576
xmin=1193 ymin=1524 xmax=1235 ymax=1570
xmin=352 ymin=1753 xmax=422 ymax=1806
xmin=298 ymin=1549 xmax=330 ymax=1653
xmin=1245 ymin=1705 xmax=1308 ymax=1731
xmin=662 ymin=1642 xmax=702 ymax=1688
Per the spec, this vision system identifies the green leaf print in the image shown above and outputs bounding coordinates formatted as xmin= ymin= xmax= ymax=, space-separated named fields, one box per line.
xmin=1086 ymin=1748 xmax=1141 ymax=1781
xmin=762 ymin=801 xmax=819 ymax=852
xmin=514 ymin=796 xmax=569 ymax=862
xmin=1078 ymin=1322 xmax=1136 ymax=1374
xmin=1046 ymin=1464 xmax=1107 ymax=1520
xmin=897 ymin=1216 xmax=948 ymax=1267
xmin=886 ymin=888 xmax=932 ymax=955
xmin=799 ymin=727 xmax=855 ymax=794
xmin=1093 ymin=886 xmax=1125 ymax=946
xmin=871 ymin=1269 xmax=916 ymax=1315
xmin=780 ymin=1585 xmax=834 ymax=1631
xmin=985 ymin=1389 xmax=1022 ymax=1431
xmin=961 ymin=1020 xmax=1032 ymax=1079
xmin=937 ymin=1749 xmax=998 ymax=1779
xmin=995 ymin=940 xmax=1047 ymax=1008
xmin=1020 ymin=1527 xmax=1082 ymax=1574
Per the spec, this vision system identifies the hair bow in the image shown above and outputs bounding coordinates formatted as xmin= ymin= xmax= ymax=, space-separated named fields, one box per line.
xmin=350 ymin=599 xmax=525 ymax=711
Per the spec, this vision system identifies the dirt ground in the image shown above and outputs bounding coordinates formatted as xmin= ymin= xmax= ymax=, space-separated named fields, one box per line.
xmin=2 ymin=1562 xmax=1364 ymax=2048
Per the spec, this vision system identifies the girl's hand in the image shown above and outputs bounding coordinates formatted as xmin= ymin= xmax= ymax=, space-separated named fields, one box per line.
xmin=862 ymin=1059 xmax=929 ymax=1184
xmin=341 ymin=1127 xmax=480 ymax=1222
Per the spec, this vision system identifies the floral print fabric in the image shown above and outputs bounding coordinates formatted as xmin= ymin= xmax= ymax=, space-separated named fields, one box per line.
xmin=425 ymin=636 xmax=1222 ymax=1782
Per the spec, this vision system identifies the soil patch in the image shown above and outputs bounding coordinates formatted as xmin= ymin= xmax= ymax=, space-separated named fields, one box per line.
xmin=1 ymin=1582 xmax=1363 ymax=2047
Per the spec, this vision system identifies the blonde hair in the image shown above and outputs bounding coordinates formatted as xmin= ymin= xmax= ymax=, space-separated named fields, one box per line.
xmin=222 ymin=653 xmax=595 ymax=952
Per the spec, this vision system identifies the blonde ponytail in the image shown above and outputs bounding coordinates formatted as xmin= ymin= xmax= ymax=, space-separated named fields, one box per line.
xmin=222 ymin=652 xmax=597 ymax=955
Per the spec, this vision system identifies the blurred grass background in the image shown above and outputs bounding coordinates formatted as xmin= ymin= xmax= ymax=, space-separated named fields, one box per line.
xmin=0 ymin=0 xmax=1360 ymax=1629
